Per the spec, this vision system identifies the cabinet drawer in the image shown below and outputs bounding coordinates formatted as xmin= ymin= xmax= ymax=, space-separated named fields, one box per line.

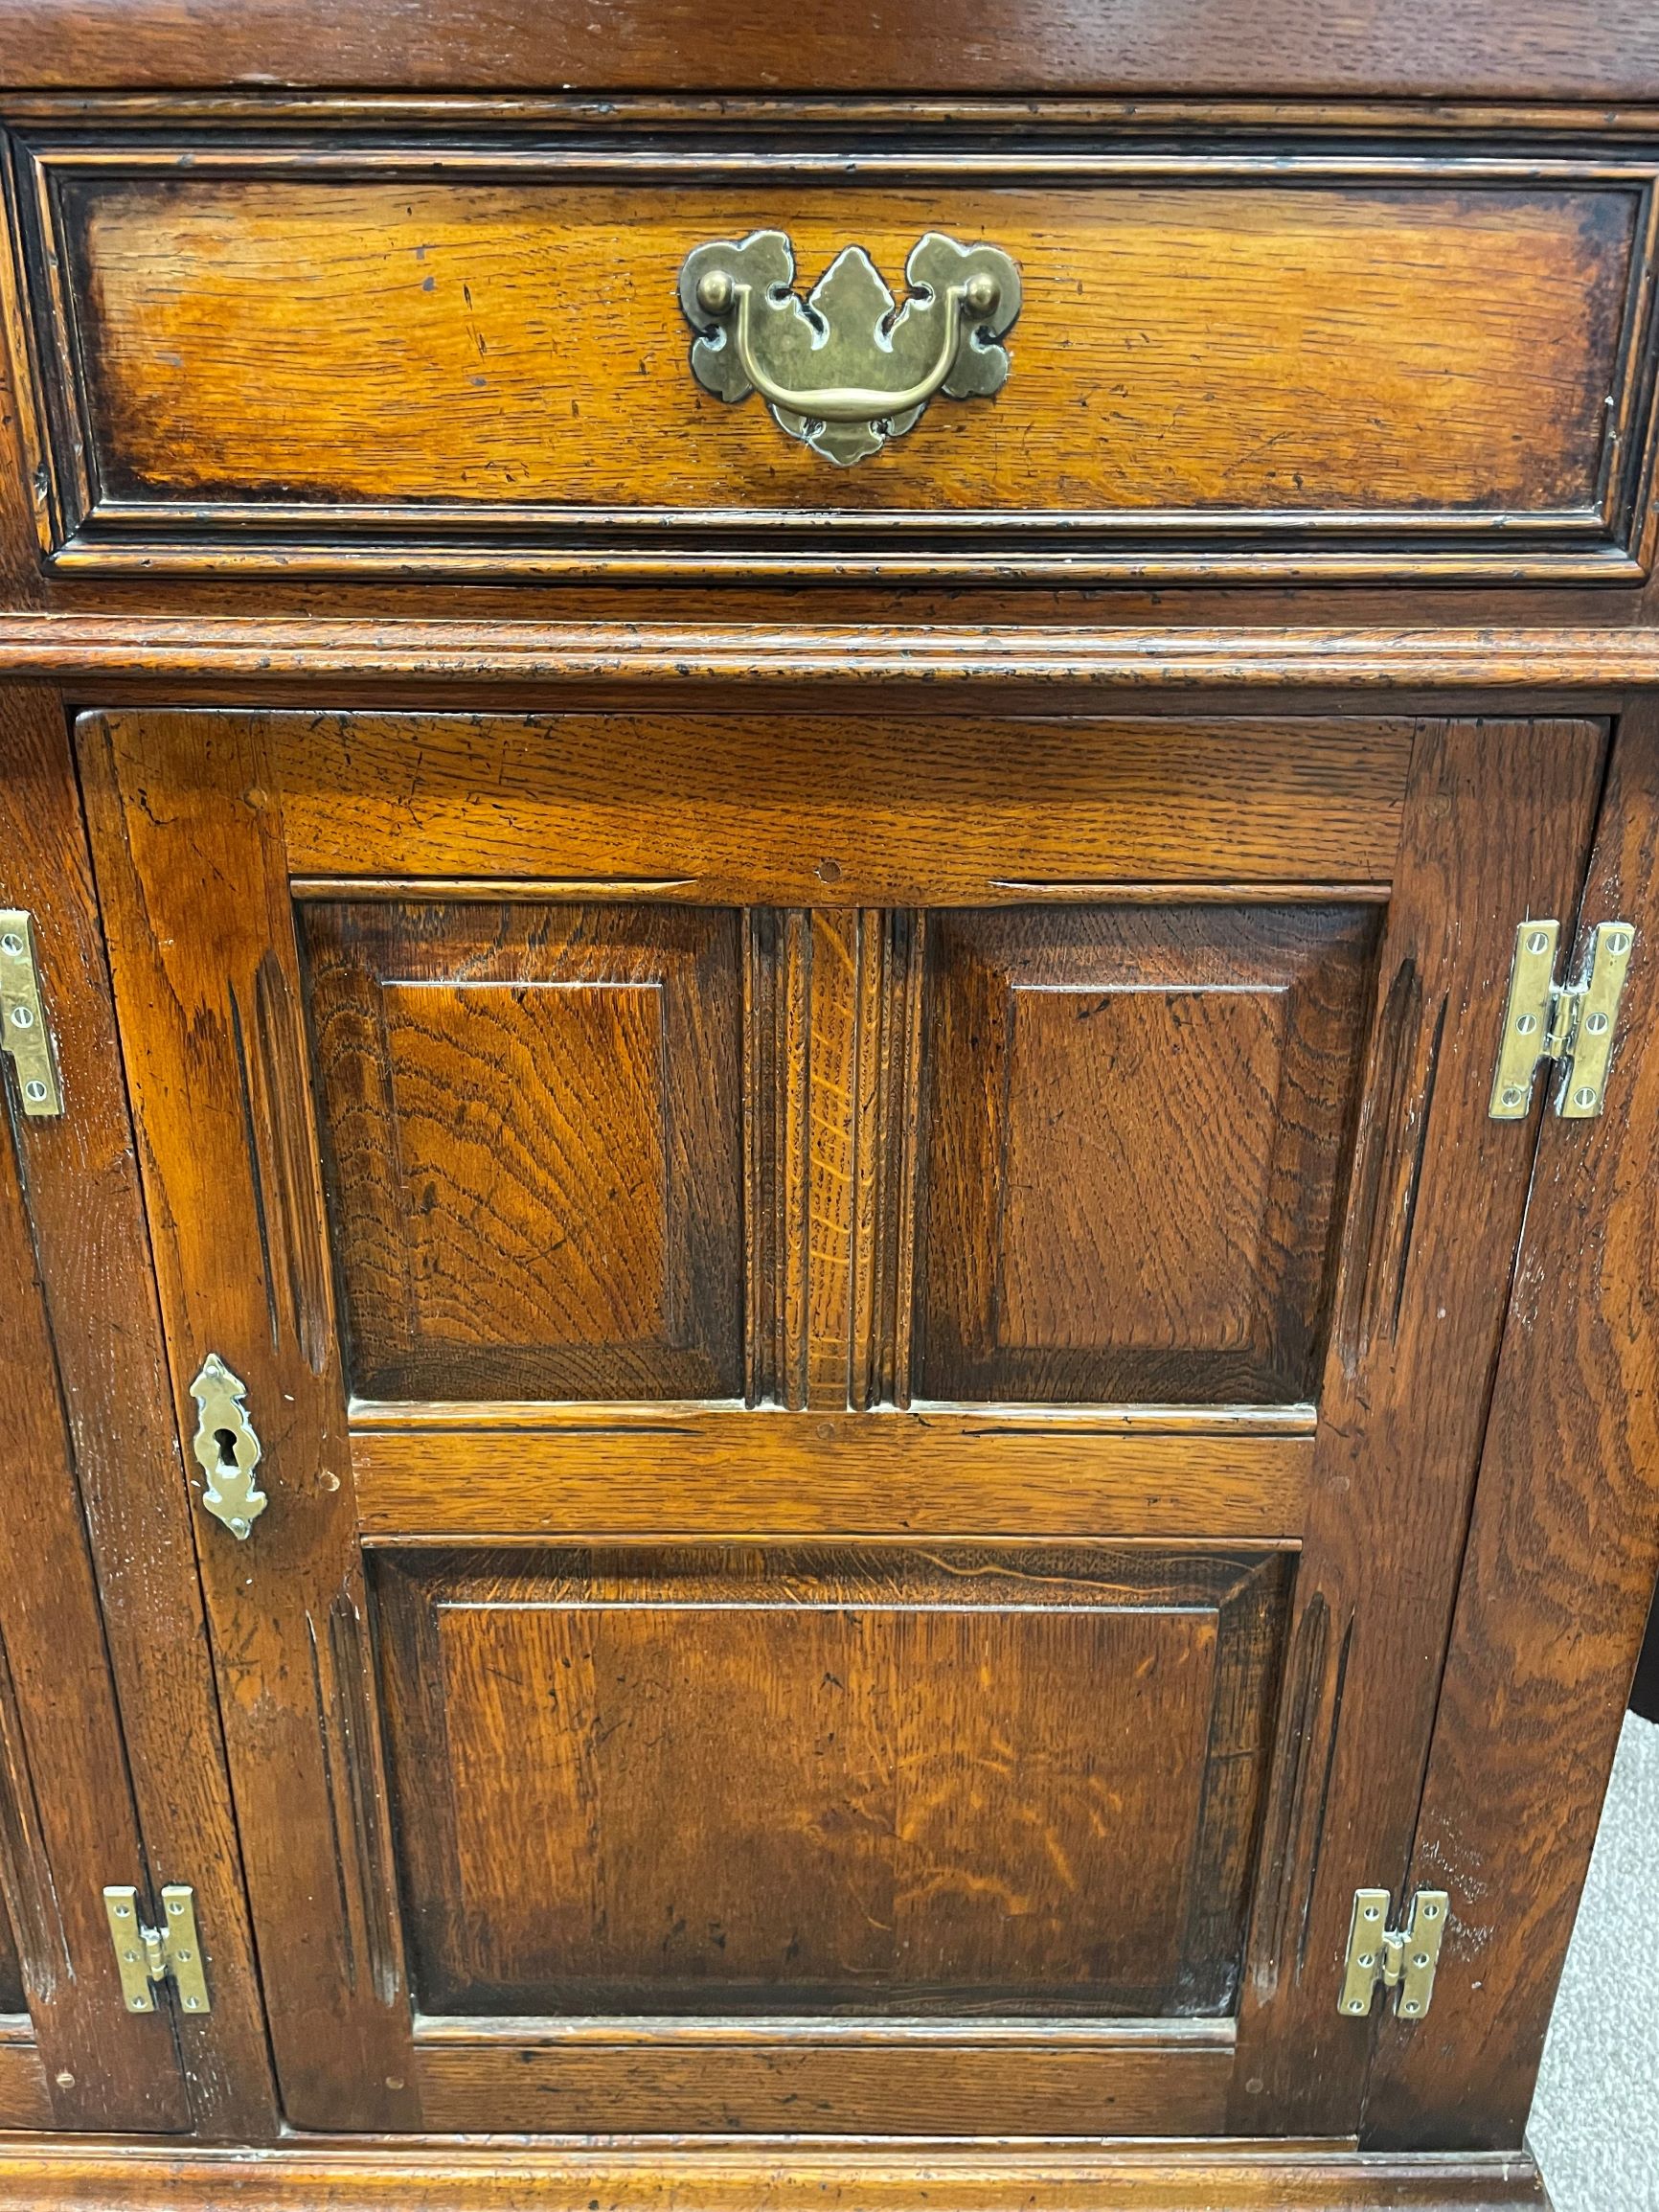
xmin=10 ymin=120 xmax=1659 ymax=581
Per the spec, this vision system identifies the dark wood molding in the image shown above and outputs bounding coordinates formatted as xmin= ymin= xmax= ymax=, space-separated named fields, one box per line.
xmin=0 ymin=0 xmax=1654 ymax=101
xmin=5 ymin=618 xmax=1659 ymax=694
xmin=0 ymin=2138 xmax=1553 ymax=2210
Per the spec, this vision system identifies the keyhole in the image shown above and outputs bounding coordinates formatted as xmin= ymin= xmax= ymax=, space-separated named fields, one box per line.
xmin=213 ymin=1427 xmax=239 ymax=1469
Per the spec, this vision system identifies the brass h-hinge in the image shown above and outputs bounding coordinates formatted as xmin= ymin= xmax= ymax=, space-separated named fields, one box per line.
xmin=102 ymin=1885 xmax=211 ymax=2016
xmin=0 ymin=910 xmax=62 ymax=1117
xmin=1339 ymin=1887 xmax=1448 ymax=2020
xmin=1489 ymin=918 xmax=1635 ymax=1121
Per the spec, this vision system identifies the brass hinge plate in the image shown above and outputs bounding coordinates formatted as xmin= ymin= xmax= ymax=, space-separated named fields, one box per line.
xmin=1339 ymin=1886 xmax=1447 ymax=2020
xmin=1489 ymin=917 xmax=1635 ymax=1121
xmin=102 ymin=1884 xmax=211 ymax=2016
xmin=0 ymin=910 xmax=62 ymax=1117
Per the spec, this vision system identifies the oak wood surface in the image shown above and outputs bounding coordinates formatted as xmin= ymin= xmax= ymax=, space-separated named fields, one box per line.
xmin=405 ymin=2035 xmax=1234 ymax=2136
xmin=0 ymin=2041 xmax=51 ymax=2132
xmin=0 ymin=687 xmax=277 ymax=2138
xmin=1363 ymin=700 xmax=1659 ymax=2151
xmin=5 ymin=618 xmax=1659 ymax=695
xmin=274 ymin=712 xmax=1414 ymax=900
xmin=348 ymin=1409 xmax=1312 ymax=1541
xmin=0 ymin=2139 xmax=1555 ymax=2211
xmin=0 ymin=966 xmax=188 ymax=2131
xmin=1227 ymin=718 xmax=1606 ymax=2134
xmin=0 ymin=0 xmax=1655 ymax=2178
xmin=302 ymin=900 xmax=744 ymax=1402
xmin=76 ymin=709 xmax=420 ymax=2133
xmin=0 ymin=0 xmax=1653 ymax=99
xmin=913 ymin=903 xmax=1375 ymax=1403
xmin=374 ymin=1544 xmax=1284 ymax=2022
xmin=22 ymin=158 xmax=1647 ymax=582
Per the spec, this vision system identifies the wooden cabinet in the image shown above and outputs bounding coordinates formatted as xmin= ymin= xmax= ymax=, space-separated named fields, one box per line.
xmin=1 ymin=11 xmax=1659 ymax=2210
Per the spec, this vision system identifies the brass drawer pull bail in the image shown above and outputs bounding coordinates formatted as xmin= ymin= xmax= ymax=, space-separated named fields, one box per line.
xmin=679 ymin=229 xmax=1021 ymax=464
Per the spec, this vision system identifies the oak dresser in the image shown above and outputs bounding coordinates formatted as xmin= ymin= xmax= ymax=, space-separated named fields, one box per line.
xmin=1 ymin=4 xmax=1658 ymax=2207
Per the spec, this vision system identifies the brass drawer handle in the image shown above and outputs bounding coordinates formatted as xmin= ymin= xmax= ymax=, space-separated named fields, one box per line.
xmin=679 ymin=229 xmax=1021 ymax=465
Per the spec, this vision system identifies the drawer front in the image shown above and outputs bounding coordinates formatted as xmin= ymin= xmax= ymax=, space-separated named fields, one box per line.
xmin=9 ymin=122 xmax=1658 ymax=580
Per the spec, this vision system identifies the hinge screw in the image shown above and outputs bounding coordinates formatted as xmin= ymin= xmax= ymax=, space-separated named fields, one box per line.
xmin=1574 ymin=1086 xmax=1598 ymax=1109
xmin=1515 ymin=1013 xmax=1538 ymax=1034
xmin=1528 ymin=929 xmax=1552 ymax=954
xmin=1608 ymin=930 xmax=1632 ymax=956
xmin=0 ymin=933 xmax=20 ymax=957
xmin=1501 ymin=1084 xmax=1525 ymax=1108
xmin=1585 ymin=1012 xmax=1610 ymax=1034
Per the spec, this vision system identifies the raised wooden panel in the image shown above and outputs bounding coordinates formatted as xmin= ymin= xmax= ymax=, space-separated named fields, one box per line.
xmin=300 ymin=901 xmax=743 ymax=1401
xmin=13 ymin=135 xmax=1655 ymax=580
xmin=375 ymin=1545 xmax=1289 ymax=2019
xmin=915 ymin=904 xmax=1376 ymax=1404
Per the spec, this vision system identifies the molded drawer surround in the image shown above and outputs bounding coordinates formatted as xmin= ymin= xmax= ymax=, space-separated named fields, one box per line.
xmin=6 ymin=118 xmax=1659 ymax=580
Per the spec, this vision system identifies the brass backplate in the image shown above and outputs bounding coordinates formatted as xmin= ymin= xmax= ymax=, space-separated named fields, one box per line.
xmin=189 ymin=1353 xmax=268 ymax=1539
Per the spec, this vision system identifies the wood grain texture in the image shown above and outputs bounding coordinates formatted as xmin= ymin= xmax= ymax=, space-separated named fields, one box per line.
xmin=274 ymin=711 xmax=1413 ymax=901
xmin=0 ymin=999 xmax=188 ymax=2130
xmin=4 ymin=618 xmax=1659 ymax=695
xmin=0 ymin=2042 xmax=51 ymax=2132
xmin=349 ymin=1411 xmax=1312 ymax=1541
xmin=302 ymin=899 xmax=744 ymax=1402
xmin=407 ymin=2034 xmax=1232 ymax=2136
xmin=1229 ymin=718 xmax=1607 ymax=2136
xmin=0 ymin=2139 xmax=1555 ymax=2211
xmin=374 ymin=1544 xmax=1285 ymax=2024
xmin=0 ymin=0 xmax=1656 ymax=97
xmin=75 ymin=709 xmax=419 ymax=2133
xmin=21 ymin=154 xmax=1648 ymax=580
xmin=746 ymin=908 xmax=918 ymax=1409
xmin=915 ymin=903 xmax=1375 ymax=1403
xmin=1363 ymin=702 xmax=1659 ymax=2152
xmin=0 ymin=685 xmax=277 ymax=2137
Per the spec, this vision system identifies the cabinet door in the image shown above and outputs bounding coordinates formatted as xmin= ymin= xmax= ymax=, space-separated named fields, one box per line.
xmin=80 ymin=705 xmax=1604 ymax=2137
xmin=0 ymin=700 xmax=196 ymax=2131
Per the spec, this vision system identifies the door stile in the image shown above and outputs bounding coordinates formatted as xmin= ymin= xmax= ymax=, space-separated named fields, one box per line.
xmin=76 ymin=708 xmax=418 ymax=2132
xmin=1364 ymin=698 xmax=1659 ymax=2149
xmin=0 ymin=685 xmax=276 ymax=2138
xmin=0 ymin=1061 xmax=188 ymax=2130
xmin=1230 ymin=717 xmax=1607 ymax=2133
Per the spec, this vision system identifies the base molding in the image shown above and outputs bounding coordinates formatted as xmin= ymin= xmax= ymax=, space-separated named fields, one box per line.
xmin=0 ymin=2141 xmax=1549 ymax=2211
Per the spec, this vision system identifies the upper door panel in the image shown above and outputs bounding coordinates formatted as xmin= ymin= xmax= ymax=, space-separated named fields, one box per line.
xmin=301 ymin=899 xmax=744 ymax=1402
xmin=914 ymin=902 xmax=1375 ymax=1404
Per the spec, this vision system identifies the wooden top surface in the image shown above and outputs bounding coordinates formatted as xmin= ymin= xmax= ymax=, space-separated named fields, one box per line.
xmin=0 ymin=0 xmax=1656 ymax=99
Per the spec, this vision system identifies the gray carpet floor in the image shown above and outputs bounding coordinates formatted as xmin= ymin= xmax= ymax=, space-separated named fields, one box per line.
xmin=1528 ymin=1711 xmax=1659 ymax=2210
